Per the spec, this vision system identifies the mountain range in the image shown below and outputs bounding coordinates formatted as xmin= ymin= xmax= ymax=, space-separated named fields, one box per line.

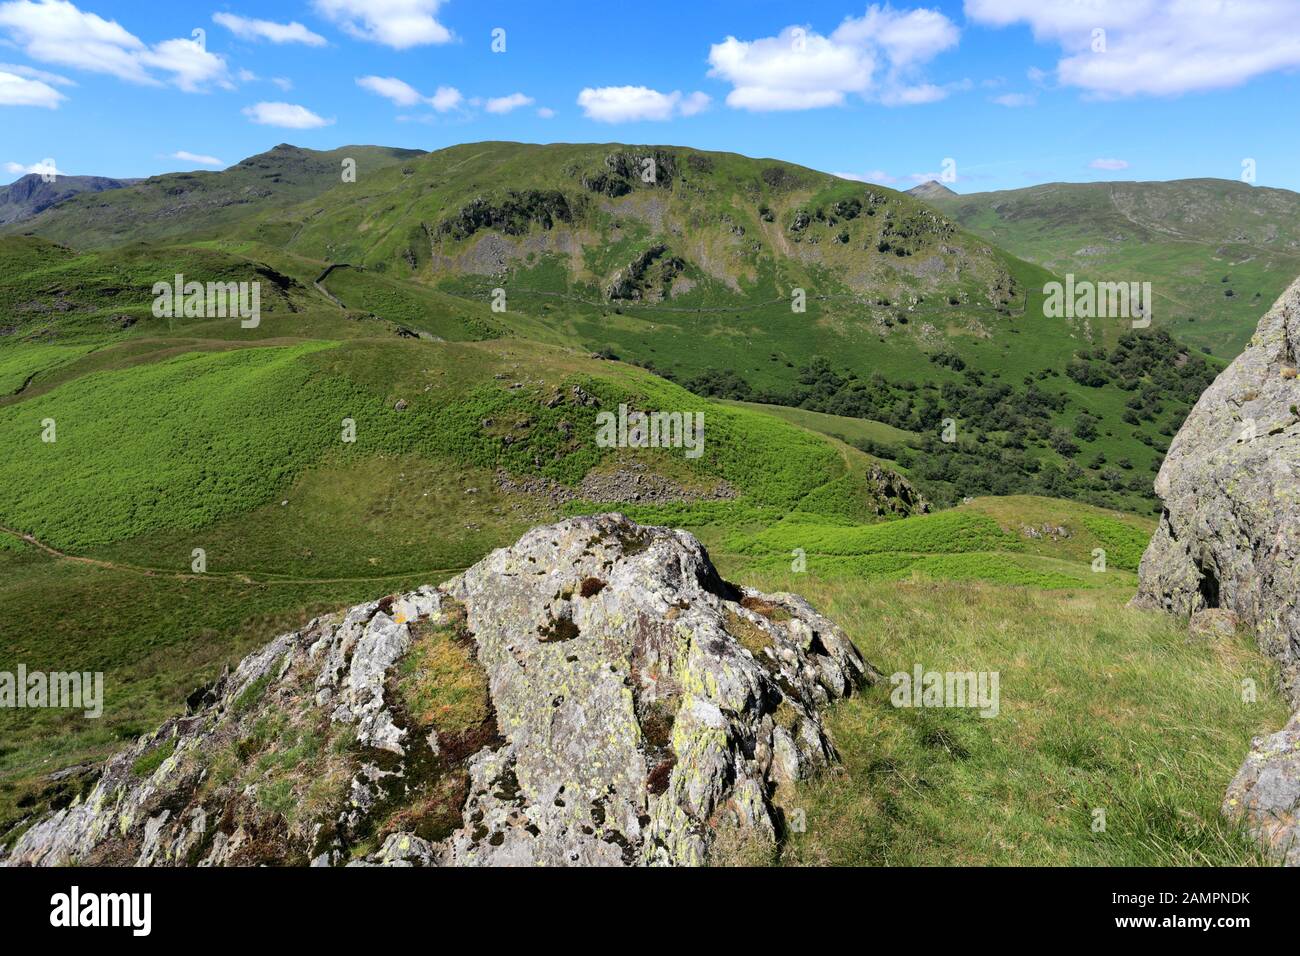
xmin=0 ymin=173 xmax=138 ymax=227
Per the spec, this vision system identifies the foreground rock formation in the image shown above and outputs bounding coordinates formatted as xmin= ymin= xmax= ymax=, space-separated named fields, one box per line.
xmin=1134 ymin=276 xmax=1300 ymax=703
xmin=1133 ymin=276 xmax=1300 ymax=864
xmin=2 ymin=514 xmax=871 ymax=867
xmin=1223 ymin=712 xmax=1300 ymax=865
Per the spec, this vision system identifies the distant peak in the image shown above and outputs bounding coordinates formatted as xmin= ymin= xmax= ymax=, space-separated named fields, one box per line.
xmin=906 ymin=180 xmax=958 ymax=200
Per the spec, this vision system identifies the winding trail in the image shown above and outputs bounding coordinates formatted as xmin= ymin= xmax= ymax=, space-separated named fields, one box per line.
xmin=0 ymin=524 xmax=466 ymax=587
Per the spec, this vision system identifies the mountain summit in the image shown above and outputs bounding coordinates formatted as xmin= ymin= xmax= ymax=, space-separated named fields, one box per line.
xmin=905 ymin=180 xmax=958 ymax=201
xmin=0 ymin=173 xmax=137 ymax=226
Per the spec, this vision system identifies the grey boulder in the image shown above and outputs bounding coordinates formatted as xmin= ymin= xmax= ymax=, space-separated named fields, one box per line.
xmin=3 ymin=513 xmax=871 ymax=867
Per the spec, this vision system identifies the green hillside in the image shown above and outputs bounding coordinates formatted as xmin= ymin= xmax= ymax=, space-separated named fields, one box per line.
xmin=927 ymin=178 xmax=1300 ymax=356
xmin=1 ymin=143 xmax=1235 ymax=515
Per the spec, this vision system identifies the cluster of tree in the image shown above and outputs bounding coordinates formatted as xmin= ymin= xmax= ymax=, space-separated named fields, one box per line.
xmin=1067 ymin=328 xmax=1216 ymax=406
xmin=855 ymin=434 xmax=1155 ymax=512
xmin=685 ymin=357 xmax=1069 ymax=439
xmin=675 ymin=332 xmax=1216 ymax=513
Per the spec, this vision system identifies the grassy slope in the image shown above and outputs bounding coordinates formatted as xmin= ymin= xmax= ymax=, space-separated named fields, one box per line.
xmin=721 ymin=399 xmax=915 ymax=446
xmin=930 ymin=178 xmax=1300 ymax=356
xmin=767 ymin=575 xmax=1285 ymax=865
xmin=254 ymin=141 xmax=1055 ymax=392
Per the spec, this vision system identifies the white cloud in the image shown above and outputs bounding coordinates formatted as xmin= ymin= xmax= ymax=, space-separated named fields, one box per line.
xmin=879 ymin=82 xmax=948 ymax=106
xmin=428 ymin=85 xmax=462 ymax=111
xmin=138 ymin=37 xmax=231 ymax=93
xmin=5 ymin=158 xmax=59 ymax=175
xmin=536 ymin=106 xmax=556 ymax=119
xmin=241 ymin=101 xmax=333 ymax=128
xmin=272 ymin=76 xmax=293 ymax=91
xmin=708 ymin=28 xmax=870 ymax=111
xmin=992 ymin=92 xmax=1035 ymax=107
xmin=357 ymin=75 xmax=462 ymax=112
xmin=213 ymin=12 xmax=326 ymax=47
xmin=834 ymin=169 xmax=897 ymax=184
xmin=576 ymin=86 xmax=710 ymax=122
xmin=0 ymin=61 xmax=71 ymax=85
xmin=965 ymin=0 xmax=1300 ymax=97
xmin=170 ymin=150 xmax=223 ymax=166
xmin=0 ymin=0 xmax=230 ymax=91
xmin=0 ymin=68 xmax=63 ymax=106
xmin=485 ymin=92 xmax=534 ymax=114
xmin=678 ymin=91 xmax=711 ymax=116
xmin=707 ymin=5 xmax=960 ymax=111
xmin=1089 ymin=158 xmax=1129 ymax=171
xmin=834 ymin=5 xmax=959 ymax=68
xmin=357 ymin=74 xmax=425 ymax=106
xmin=313 ymin=0 xmax=451 ymax=49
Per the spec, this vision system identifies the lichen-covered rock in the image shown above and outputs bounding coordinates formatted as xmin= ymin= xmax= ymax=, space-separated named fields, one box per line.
xmin=1131 ymin=277 xmax=1300 ymax=865
xmin=2 ymin=514 xmax=872 ymax=867
xmin=1133 ymin=276 xmax=1300 ymax=706
xmin=1223 ymin=711 xmax=1300 ymax=866
xmin=1188 ymin=608 xmax=1240 ymax=642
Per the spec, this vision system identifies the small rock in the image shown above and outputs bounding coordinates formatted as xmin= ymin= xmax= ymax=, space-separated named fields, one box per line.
xmin=1189 ymin=608 xmax=1239 ymax=641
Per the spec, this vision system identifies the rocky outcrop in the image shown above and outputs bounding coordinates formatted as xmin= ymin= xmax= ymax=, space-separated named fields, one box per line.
xmin=606 ymin=244 xmax=686 ymax=302
xmin=1132 ymin=276 xmax=1300 ymax=865
xmin=1133 ymin=276 xmax=1300 ymax=705
xmin=2 ymin=514 xmax=871 ymax=867
xmin=1223 ymin=712 xmax=1300 ymax=865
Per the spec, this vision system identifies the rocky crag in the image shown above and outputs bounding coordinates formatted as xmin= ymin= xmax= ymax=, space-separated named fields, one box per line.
xmin=1132 ymin=276 xmax=1300 ymax=864
xmin=1 ymin=514 xmax=871 ymax=867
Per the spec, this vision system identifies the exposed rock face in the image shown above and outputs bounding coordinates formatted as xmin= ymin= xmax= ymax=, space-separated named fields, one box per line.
xmin=1133 ymin=276 xmax=1300 ymax=706
xmin=2 ymin=514 xmax=871 ymax=867
xmin=1223 ymin=712 xmax=1300 ymax=866
xmin=1132 ymin=277 xmax=1300 ymax=865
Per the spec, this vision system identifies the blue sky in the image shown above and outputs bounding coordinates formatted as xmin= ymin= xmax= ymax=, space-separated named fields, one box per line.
xmin=1 ymin=0 xmax=1298 ymax=193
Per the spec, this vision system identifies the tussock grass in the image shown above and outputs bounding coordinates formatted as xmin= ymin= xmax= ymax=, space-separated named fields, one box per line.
xmin=739 ymin=574 xmax=1288 ymax=866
